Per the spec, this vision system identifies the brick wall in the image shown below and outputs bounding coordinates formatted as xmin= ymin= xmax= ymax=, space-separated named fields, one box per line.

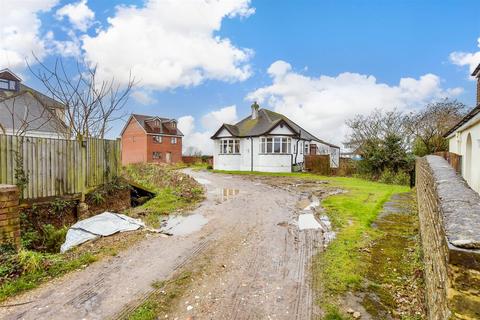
xmin=416 ymin=155 xmax=480 ymax=320
xmin=147 ymin=135 xmax=182 ymax=163
xmin=121 ymin=118 xmax=148 ymax=165
xmin=0 ymin=184 xmax=20 ymax=248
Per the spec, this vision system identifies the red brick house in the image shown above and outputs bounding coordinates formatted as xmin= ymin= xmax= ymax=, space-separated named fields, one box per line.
xmin=120 ymin=114 xmax=183 ymax=165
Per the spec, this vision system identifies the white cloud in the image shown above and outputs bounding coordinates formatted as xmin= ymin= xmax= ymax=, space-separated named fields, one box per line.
xmin=247 ymin=60 xmax=462 ymax=147
xmin=178 ymin=105 xmax=238 ymax=155
xmin=0 ymin=0 xmax=58 ymax=69
xmin=131 ymin=90 xmax=158 ymax=105
xmin=201 ymin=105 xmax=238 ymax=128
xmin=450 ymin=37 xmax=480 ymax=75
xmin=56 ymin=0 xmax=95 ymax=32
xmin=81 ymin=0 xmax=254 ymax=89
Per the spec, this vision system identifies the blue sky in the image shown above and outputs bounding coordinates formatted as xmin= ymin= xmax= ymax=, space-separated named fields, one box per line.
xmin=2 ymin=0 xmax=480 ymax=153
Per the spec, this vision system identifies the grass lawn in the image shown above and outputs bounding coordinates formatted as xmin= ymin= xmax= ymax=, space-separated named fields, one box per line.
xmin=214 ymin=170 xmax=411 ymax=318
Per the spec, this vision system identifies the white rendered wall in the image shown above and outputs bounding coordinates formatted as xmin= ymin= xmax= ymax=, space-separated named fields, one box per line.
xmin=448 ymin=122 xmax=480 ymax=194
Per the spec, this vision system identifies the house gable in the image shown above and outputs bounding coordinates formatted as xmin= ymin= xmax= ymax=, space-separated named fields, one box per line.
xmin=211 ymin=124 xmax=238 ymax=139
xmin=267 ymin=120 xmax=297 ymax=135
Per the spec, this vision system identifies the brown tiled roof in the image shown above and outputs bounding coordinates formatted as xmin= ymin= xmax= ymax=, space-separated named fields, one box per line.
xmin=131 ymin=114 xmax=183 ymax=136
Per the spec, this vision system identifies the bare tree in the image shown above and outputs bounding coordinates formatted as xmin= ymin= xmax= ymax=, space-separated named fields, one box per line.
xmin=405 ymin=98 xmax=466 ymax=156
xmin=28 ymin=56 xmax=135 ymax=139
xmin=344 ymin=108 xmax=411 ymax=153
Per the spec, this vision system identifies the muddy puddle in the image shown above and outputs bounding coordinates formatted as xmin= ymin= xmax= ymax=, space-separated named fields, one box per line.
xmin=159 ymin=214 xmax=208 ymax=236
xmin=210 ymin=188 xmax=240 ymax=203
xmin=297 ymin=195 xmax=336 ymax=246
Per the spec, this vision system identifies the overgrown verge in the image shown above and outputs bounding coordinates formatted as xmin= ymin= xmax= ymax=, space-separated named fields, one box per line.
xmin=311 ymin=180 xmax=424 ymax=319
xmin=122 ymin=163 xmax=204 ymax=227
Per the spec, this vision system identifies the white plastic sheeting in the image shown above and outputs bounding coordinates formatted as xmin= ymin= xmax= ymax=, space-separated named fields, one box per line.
xmin=298 ymin=213 xmax=323 ymax=230
xmin=60 ymin=212 xmax=144 ymax=253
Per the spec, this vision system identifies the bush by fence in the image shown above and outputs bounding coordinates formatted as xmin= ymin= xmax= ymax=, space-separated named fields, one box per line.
xmin=0 ymin=135 xmax=121 ymax=200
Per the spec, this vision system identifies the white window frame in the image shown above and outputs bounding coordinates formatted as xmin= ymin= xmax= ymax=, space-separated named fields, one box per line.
xmin=304 ymin=142 xmax=309 ymax=155
xmin=153 ymin=135 xmax=162 ymax=143
xmin=171 ymin=137 xmax=177 ymax=144
xmin=219 ymin=139 xmax=240 ymax=154
xmin=152 ymin=151 xmax=161 ymax=159
xmin=260 ymin=137 xmax=291 ymax=154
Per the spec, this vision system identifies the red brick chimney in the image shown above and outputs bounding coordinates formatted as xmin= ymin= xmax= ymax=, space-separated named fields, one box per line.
xmin=473 ymin=64 xmax=480 ymax=106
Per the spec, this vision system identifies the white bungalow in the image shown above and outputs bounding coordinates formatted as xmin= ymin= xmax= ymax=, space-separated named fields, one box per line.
xmin=211 ymin=102 xmax=340 ymax=172
xmin=445 ymin=63 xmax=480 ymax=193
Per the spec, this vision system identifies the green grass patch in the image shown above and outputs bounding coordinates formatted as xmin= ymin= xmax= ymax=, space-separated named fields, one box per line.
xmin=316 ymin=179 xmax=408 ymax=295
xmin=0 ymin=250 xmax=96 ymax=302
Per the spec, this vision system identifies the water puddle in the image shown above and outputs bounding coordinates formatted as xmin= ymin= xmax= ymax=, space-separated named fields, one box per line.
xmin=210 ymin=188 xmax=240 ymax=203
xmin=297 ymin=194 xmax=336 ymax=246
xmin=159 ymin=214 xmax=208 ymax=236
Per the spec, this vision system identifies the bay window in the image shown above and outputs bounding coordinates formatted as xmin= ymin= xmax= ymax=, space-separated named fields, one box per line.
xmin=220 ymin=139 xmax=240 ymax=154
xmin=260 ymin=137 xmax=291 ymax=154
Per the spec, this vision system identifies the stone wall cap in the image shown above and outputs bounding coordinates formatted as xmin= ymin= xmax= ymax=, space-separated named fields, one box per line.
xmin=0 ymin=185 xmax=18 ymax=192
xmin=425 ymin=155 xmax=480 ymax=249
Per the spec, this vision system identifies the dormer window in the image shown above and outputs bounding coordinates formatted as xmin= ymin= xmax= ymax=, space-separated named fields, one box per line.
xmin=0 ymin=79 xmax=17 ymax=91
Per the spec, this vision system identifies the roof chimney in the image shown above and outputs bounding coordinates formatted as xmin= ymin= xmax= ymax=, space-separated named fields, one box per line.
xmin=472 ymin=63 xmax=480 ymax=106
xmin=251 ymin=101 xmax=259 ymax=119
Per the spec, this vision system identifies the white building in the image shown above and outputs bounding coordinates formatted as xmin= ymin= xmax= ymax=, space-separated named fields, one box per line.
xmin=211 ymin=103 xmax=340 ymax=172
xmin=445 ymin=63 xmax=480 ymax=193
xmin=0 ymin=68 xmax=68 ymax=139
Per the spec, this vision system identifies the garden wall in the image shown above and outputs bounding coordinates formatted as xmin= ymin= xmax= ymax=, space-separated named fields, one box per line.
xmin=416 ymin=155 xmax=480 ymax=320
xmin=0 ymin=184 xmax=20 ymax=248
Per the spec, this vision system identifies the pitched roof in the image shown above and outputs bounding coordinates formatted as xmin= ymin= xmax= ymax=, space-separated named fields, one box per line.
xmin=127 ymin=114 xmax=183 ymax=136
xmin=444 ymin=104 xmax=480 ymax=138
xmin=0 ymin=69 xmax=65 ymax=110
xmin=472 ymin=63 xmax=480 ymax=77
xmin=211 ymin=107 xmax=339 ymax=148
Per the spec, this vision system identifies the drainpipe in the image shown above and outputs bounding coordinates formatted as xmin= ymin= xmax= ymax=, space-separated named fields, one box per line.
xmin=250 ymin=137 xmax=254 ymax=172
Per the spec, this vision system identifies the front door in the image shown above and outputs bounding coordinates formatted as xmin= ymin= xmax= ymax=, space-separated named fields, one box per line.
xmin=166 ymin=152 xmax=172 ymax=164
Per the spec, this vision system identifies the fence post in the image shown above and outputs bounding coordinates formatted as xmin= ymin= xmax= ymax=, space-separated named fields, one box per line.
xmin=77 ymin=135 xmax=89 ymax=218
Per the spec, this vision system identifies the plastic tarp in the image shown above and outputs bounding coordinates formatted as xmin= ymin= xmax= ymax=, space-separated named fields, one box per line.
xmin=60 ymin=212 xmax=144 ymax=253
xmin=298 ymin=213 xmax=323 ymax=230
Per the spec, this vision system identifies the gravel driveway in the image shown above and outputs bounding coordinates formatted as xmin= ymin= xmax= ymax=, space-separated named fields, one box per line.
xmin=1 ymin=170 xmax=327 ymax=320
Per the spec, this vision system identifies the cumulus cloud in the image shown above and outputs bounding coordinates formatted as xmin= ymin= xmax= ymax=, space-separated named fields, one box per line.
xmin=56 ymin=0 xmax=95 ymax=32
xmin=450 ymin=37 xmax=480 ymax=75
xmin=81 ymin=0 xmax=254 ymax=89
xmin=0 ymin=0 xmax=58 ymax=69
xmin=131 ymin=90 xmax=158 ymax=105
xmin=178 ymin=105 xmax=238 ymax=155
xmin=247 ymin=60 xmax=462 ymax=147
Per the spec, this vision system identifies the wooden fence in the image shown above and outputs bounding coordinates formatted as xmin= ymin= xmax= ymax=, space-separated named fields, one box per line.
xmin=0 ymin=135 xmax=121 ymax=200
xmin=182 ymin=156 xmax=213 ymax=165
xmin=434 ymin=151 xmax=462 ymax=174
xmin=304 ymin=155 xmax=356 ymax=176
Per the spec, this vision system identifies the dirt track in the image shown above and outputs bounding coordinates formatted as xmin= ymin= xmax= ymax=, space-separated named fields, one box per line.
xmin=1 ymin=170 xmax=328 ymax=320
